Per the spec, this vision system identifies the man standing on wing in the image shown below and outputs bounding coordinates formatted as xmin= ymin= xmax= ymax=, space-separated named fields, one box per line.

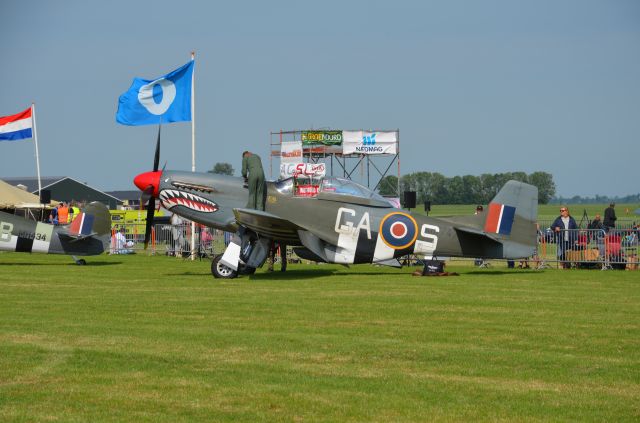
xmin=241 ymin=151 xmax=265 ymax=211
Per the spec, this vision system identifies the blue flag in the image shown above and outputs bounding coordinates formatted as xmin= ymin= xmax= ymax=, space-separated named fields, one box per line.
xmin=116 ymin=61 xmax=194 ymax=126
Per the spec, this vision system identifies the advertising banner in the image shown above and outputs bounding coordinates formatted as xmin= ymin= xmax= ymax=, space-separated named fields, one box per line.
xmin=296 ymin=184 xmax=319 ymax=197
xmin=280 ymin=141 xmax=303 ymax=163
xmin=342 ymin=130 xmax=398 ymax=155
xmin=301 ymin=130 xmax=343 ymax=146
xmin=280 ymin=163 xmax=327 ymax=179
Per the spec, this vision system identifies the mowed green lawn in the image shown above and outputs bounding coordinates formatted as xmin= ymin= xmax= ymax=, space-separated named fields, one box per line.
xmin=1 ymin=253 xmax=639 ymax=422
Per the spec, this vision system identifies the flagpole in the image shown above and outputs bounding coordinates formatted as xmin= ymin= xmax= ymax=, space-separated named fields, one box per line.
xmin=191 ymin=51 xmax=196 ymax=173
xmin=31 ymin=103 xmax=43 ymax=198
xmin=190 ymin=51 xmax=196 ymax=260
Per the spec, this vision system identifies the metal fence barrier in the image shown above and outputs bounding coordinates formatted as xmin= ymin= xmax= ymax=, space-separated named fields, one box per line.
xmin=109 ymin=223 xmax=639 ymax=270
xmin=109 ymin=223 xmax=297 ymax=266
xmin=537 ymin=228 xmax=638 ymax=270
xmin=110 ymin=223 xmax=227 ymax=258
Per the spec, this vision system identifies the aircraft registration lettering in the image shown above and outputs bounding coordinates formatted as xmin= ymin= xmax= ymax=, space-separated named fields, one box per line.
xmin=1 ymin=221 xmax=14 ymax=242
xmin=414 ymin=224 xmax=439 ymax=255
xmin=334 ymin=207 xmax=371 ymax=239
xmin=32 ymin=222 xmax=54 ymax=253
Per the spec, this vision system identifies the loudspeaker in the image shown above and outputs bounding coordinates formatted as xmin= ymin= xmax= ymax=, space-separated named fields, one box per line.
xmin=40 ymin=190 xmax=51 ymax=204
xmin=424 ymin=200 xmax=431 ymax=212
xmin=403 ymin=191 xmax=416 ymax=209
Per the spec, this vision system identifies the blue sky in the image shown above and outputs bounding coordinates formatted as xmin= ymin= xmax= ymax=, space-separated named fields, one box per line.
xmin=1 ymin=0 xmax=639 ymax=197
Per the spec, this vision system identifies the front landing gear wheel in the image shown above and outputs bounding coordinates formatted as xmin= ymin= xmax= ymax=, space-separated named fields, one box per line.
xmin=211 ymin=254 xmax=238 ymax=279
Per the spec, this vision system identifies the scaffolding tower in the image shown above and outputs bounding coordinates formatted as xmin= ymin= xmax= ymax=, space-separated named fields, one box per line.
xmin=269 ymin=129 xmax=401 ymax=197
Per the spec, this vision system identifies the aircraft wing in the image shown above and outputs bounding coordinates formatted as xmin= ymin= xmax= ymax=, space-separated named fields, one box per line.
xmin=233 ymin=208 xmax=302 ymax=244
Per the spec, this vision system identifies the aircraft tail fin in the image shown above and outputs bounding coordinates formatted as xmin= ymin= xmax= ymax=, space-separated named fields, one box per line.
xmin=66 ymin=202 xmax=111 ymax=238
xmin=483 ymin=180 xmax=538 ymax=236
xmin=448 ymin=181 xmax=538 ymax=259
xmin=83 ymin=202 xmax=111 ymax=236
xmin=482 ymin=180 xmax=538 ymax=258
xmin=56 ymin=202 xmax=112 ymax=256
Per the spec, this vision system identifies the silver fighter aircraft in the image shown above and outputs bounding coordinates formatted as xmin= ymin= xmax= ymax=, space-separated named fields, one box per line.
xmin=135 ymin=165 xmax=538 ymax=278
xmin=0 ymin=202 xmax=111 ymax=265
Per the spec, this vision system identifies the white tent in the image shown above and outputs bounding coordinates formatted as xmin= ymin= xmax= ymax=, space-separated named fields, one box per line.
xmin=0 ymin=179 xmax=54 ymax=209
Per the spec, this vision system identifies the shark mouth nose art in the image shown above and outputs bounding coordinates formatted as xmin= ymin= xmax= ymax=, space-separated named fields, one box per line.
xmin=159 ymin=189 xmax=219 ymax=213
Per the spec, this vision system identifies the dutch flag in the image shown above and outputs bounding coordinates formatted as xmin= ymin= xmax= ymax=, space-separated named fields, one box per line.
xmin=0 ymin=107 xmax=33 ymax=141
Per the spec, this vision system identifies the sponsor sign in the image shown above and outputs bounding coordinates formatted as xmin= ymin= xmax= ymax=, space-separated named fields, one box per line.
xmin=280 ymin=163 xmax=326 ymax=179
xmin=296 ymin=184 xmax=319 ymax=197
xmin=301 ymin=130 xmax=343 ymax=146
xmin=280 ymin=141 xmax=303 ymax=163
xmin=342 ymin=130 xmax=398 ymax=155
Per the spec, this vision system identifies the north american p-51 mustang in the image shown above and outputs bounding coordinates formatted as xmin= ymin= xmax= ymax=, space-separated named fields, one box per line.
xmin=134 ymin=148 xmax=538 ymax=278
xmin=0 ymin=202 xmax=111 ymax=265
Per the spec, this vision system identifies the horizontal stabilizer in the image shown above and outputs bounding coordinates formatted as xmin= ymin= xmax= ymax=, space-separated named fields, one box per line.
xmin=376 ymin=258 xmax=402 ymax=268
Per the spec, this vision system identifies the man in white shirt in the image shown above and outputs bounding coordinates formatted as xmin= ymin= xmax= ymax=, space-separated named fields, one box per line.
xmin=114 ymin=227 xmax=134 ymax=254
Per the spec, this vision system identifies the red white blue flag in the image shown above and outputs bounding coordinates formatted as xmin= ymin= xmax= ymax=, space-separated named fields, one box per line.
xmin=484 ymin=203 xmax=516 ymax=235
xmin=0 ymin=107 xmax=33 ymax=141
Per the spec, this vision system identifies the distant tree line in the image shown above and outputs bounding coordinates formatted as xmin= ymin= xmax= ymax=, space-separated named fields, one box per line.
xmin=551 ymin=194 xmax=640 ymax=204
xmin=378 ymin=171 xmax=556 ymax=205
xmin=208 ymin=162 xmax=235 ymax=176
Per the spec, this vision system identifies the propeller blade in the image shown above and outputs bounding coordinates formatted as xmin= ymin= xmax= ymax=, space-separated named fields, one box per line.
xmin=153 ymin=123 xmax=161 ymax=172
xmin=144 ymin=196 xmax=156 ymax=249
xmin=145 ymin=122 xmax=161 ymax=249
xmin=140 ymin=185 xmax=154 ymax=209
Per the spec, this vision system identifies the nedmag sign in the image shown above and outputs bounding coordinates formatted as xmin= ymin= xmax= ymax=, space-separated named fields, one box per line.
xmin=342 ymin=130 xmax=398 ymax=155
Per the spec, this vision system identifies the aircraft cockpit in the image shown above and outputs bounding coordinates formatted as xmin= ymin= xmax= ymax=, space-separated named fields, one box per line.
xmin=275 ymin=177 xmax=393 ymax=207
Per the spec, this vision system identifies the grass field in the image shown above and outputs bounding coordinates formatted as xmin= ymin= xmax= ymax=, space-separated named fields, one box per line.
xmin=1 ymin=253 xmax=639 ymax=422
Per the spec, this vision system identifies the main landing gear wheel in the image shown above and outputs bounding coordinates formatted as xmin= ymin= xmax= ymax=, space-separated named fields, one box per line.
xmin=211 ymin=254 xmax=237 ymax=279
xmin=210 ymin=254 xmax=258 ymax=279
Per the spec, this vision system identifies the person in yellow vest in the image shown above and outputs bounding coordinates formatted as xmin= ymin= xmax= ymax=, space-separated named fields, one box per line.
xmin=57 ymin=202 xmax=69 ymax=225
xmin=68 ymin=202 xmax=75 ymax=222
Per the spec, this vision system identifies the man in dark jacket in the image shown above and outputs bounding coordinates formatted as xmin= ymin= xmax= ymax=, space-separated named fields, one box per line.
xmin=550 ymin=206 xmax=578 ymax=268
xmin=588 ymin=213 xmax=604 ymax=230
xmin=603 ymin=203 xmax=617 ymax=231
xmin=241 ymin=151 xmax=265 ymax=211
